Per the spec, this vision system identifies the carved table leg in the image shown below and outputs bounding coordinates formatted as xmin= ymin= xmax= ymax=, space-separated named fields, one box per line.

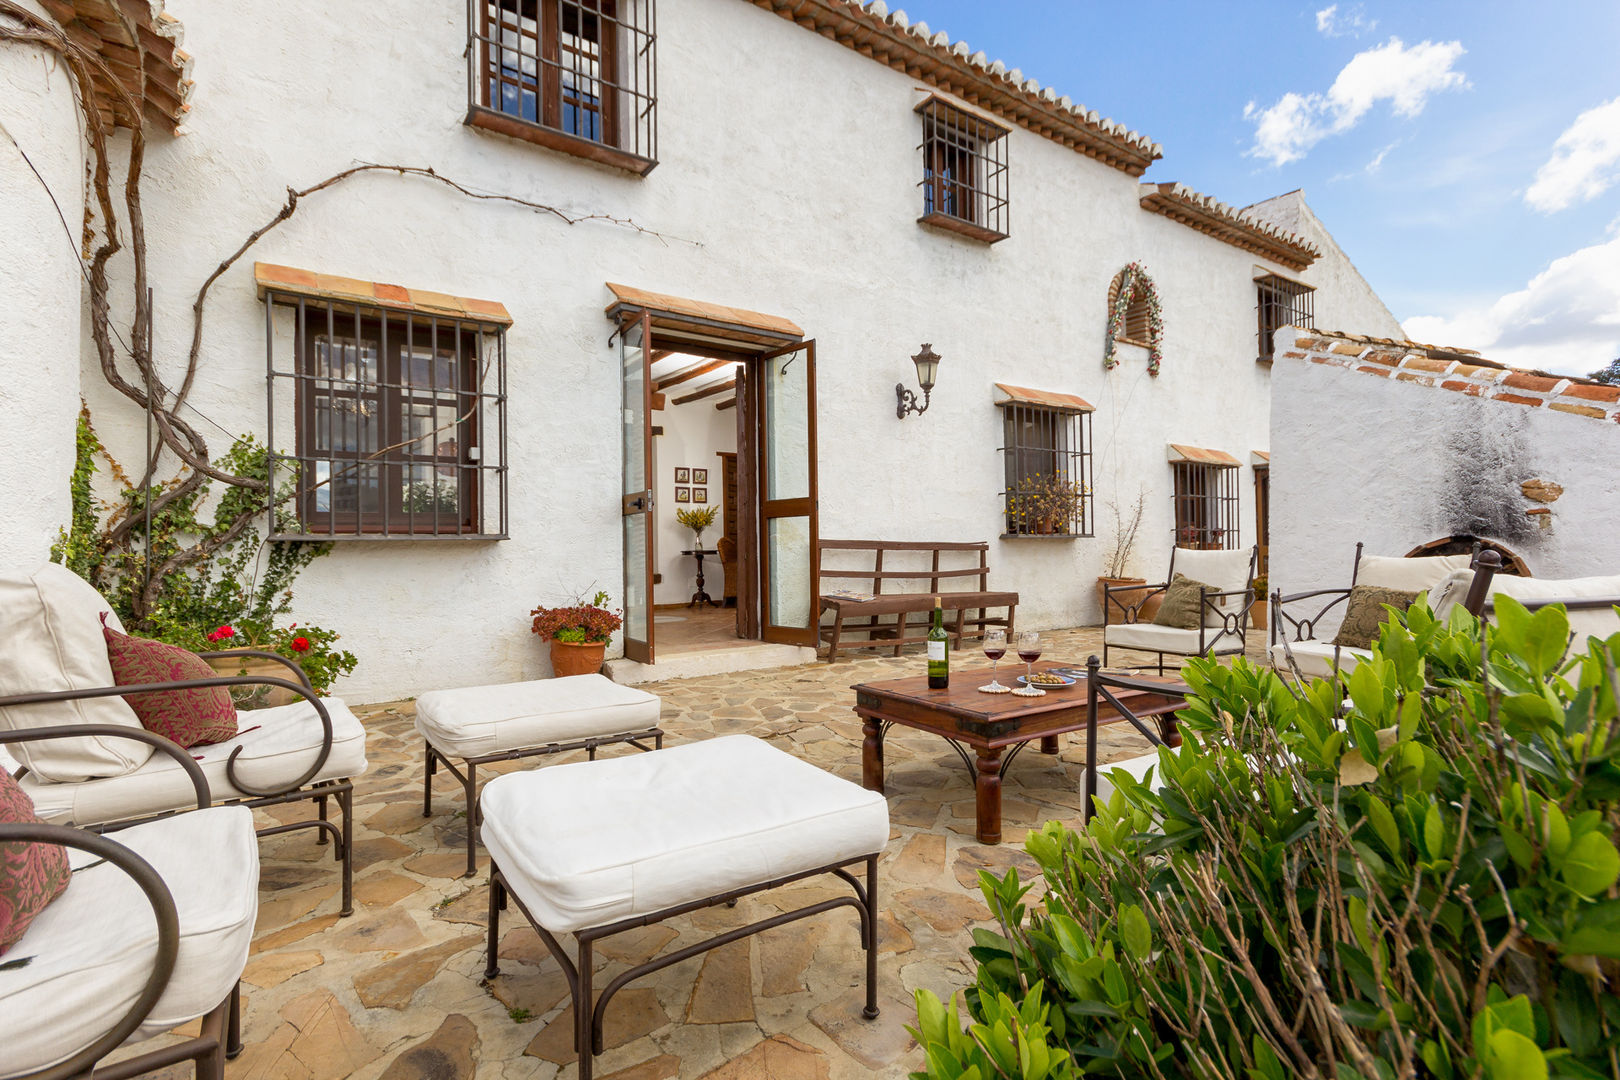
xmin=974 ymin=747 xmax=1003 ymax=845
xmin=1157 ymin=712 xmax=1183 ymax=748
xmin=1039 ymin=735 xmax=1060 ymax=755
xmin=861 ymin=718 xmax=886 ymax=794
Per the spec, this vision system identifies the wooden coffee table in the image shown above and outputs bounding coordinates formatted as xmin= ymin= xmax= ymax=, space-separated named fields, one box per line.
xmin=852 ymin=661 xmax=1190 ymax=844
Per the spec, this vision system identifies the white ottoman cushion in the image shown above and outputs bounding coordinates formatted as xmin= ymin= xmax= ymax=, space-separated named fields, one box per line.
xmin=415 ymin=674 xmax=660 ymax=759
xmin=0 ymin=806 xmax=258 ymax=1077
xmin=23 ymin=696 xmax=368 ymax=826
xmin=0 ymin=563 xmax=151 ymax=782
xmin=480 ymin=734 xmax=889 ymax=933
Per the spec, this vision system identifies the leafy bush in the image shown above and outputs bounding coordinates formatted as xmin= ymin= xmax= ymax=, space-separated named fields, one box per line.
xmin=911 ymin=598 xmax=1620 ymax=1080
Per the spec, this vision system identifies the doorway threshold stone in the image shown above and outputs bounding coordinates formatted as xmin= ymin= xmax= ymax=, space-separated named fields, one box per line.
xmin=605 ymin=643 xmax=818 ymax=685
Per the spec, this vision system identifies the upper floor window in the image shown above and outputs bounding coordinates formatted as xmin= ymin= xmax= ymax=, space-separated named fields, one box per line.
xmin=258 ymin=265 xmax=511 ymax=539
xmin=1107 ymin=269 xmax=1153 ymax=347
xmin=468 ymin=0 xmax=658 ymax=175
xmin=1255 ymin=273 xmax=1314 ymax=363
xmin=917 ymin=97 xmax=1009 ymax=244
xmin=995 ymin=385 xmax=1093 ymax=538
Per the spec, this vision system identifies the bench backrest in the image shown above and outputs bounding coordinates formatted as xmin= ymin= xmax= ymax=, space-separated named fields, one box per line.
xmin=817 ymin=540 xmax=989 ymax=596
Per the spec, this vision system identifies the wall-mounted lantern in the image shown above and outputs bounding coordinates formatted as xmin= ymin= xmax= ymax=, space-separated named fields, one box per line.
xmin=896 ymin=343 xmax=941 ymax=419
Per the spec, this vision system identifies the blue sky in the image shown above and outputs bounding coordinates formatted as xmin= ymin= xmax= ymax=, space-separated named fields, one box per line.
xmin=903 ymin=1 xmax=1620 ymax=374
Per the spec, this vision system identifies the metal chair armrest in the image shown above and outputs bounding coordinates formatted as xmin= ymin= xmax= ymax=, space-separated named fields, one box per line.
xmin=0 ymin=823 xmax=180 ymax=1080
xmin=0 ymin=724 xmax=211 ymax=809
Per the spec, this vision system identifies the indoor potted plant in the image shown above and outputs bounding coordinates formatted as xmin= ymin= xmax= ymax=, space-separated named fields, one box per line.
xmin=676 ymin=504 xmax=718 ymax=549
xmin=531 ymin=590 xmax=623 ymax=677
xmin=1096 ymin=488 xmax=1158 ymax=624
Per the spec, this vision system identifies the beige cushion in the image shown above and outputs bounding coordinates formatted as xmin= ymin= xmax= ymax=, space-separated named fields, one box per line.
xmin=1268 ymin=640 xmax=1371 ymax=679
xmin=1105 ymin=622 xmax=1244 ymax=656
xmin=0 ymin=806 xmax=258 ymax=1077
xmin=480 ymin=735 xmax=889 ymax=934
xmin=0 ymin=565 xmax=150 ymax=782
xmin=1331 ymin=586 xmax=1418 ymax=649
xmin=1484 ymin=574 xmax=1620 ymax=642
xmin=415 ymin=674 xmax=660 ymax=759
xmin=1170 ymin=547 xmax=1253 ymax=627
xmin=1152 ymin=575 xmax=1210 ymax=630
xmin=22 ymin=696 xmax=368 ymax=826
xmin=1355 ymin=554 xmax=1473 ymax=593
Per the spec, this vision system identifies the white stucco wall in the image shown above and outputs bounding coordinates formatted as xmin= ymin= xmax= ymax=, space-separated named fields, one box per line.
xmin=1271 ymin=329 xmax=1620 ymax=616
xmin=0 ymin=1 xmax=83 ymax=569
xmin=17 ymin=0 xmax=1405 ymax=700
xmin=653 ymin=393 xmax=735 ymax=606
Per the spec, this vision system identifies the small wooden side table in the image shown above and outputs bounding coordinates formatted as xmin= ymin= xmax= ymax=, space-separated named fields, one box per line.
xmin=682 ymin=548 xmax=720 ymax=608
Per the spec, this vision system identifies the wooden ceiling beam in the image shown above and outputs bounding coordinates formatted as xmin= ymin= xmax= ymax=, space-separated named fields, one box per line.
xmin=674 ymin=378 xmax=738 ymax=406
xmin=655 ymin=358 xmax=731 ymax=392
xmin=715 ymin=397 xmax=737 ymax=411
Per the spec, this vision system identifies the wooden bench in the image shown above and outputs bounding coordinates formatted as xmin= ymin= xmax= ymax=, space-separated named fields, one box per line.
xmin=817 ymin=540 xmax=1018 ymax=662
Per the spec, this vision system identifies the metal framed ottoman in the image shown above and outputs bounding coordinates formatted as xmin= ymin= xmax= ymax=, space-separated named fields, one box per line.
xmin=480 ymin=734 xmax=890 ymax=1080
xmin=415 ymin=674 xmax=664 ymax=876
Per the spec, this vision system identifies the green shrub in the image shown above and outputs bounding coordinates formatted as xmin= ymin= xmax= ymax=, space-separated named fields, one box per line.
xmin=911 ymin=598 xmax=1620 ymax=1080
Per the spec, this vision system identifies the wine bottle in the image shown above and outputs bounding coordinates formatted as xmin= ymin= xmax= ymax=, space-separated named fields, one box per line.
xmin=927 ymin=597 xmax=949 ymax=689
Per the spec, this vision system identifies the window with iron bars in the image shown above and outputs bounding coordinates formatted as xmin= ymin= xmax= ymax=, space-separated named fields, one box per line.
xmin=1172 ymin=462 xmax=1240 ymax=550
xmin=263 ymin=293 xmax=509 ymax=539
xmin=1255 ymin=273 xmax=1314 ymax=363
xmin=917 ymin=97 xmax=1009 ymax=244
xmin=467 ymin=0 xmax=657 ymax=174
xmin=999 ymin=403 xmax=1093 ymax=538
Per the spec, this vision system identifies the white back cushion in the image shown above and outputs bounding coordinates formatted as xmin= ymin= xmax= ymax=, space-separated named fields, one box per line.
xmin=1171 ymin=547 xmax=1253 ymax=626
xmin=1487 ymin=574 xmax=1620 ymax=643
xmin=0 ymin=564 xmax=151 ymax=781
xmin=1357 ymin=554 xmax=1474 ymax=593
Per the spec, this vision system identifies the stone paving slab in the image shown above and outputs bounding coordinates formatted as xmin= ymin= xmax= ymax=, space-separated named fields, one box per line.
xmin=117 ymin=628 xmax=1266 ymax=1079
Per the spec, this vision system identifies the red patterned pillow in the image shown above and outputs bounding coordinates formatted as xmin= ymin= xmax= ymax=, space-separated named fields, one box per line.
xmin=0 ymin=769 xmax=71 ymax=955
xmin=101 ymin=616 xmax=238 ymax=749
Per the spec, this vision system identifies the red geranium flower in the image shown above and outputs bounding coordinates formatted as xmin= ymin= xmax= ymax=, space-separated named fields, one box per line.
xmin=290 ymin=636 xmax=311 ymax=653
xmin=207 ymin=625 xmax=236 ymax=643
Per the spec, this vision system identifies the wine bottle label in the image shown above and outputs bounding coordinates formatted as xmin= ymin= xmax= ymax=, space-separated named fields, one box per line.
xmin=927 ymin=641 xmax=945 ymax=662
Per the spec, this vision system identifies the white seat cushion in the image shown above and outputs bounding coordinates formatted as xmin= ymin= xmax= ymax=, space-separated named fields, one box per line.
xmin=22 ymin=696 xmax=368 ymax=825
xmin=415 ymin=675 xmax=660 ymax=759
xmin=1355 ymin=553 xmax=1473 ymax=593
xmin=1170 ymin=547 xmax=1254 ymax=627
xmin=0 ymin=563 xmax=151 ymax=782
xmin=1105 ymin=622 xmax=1244 ymax=656
xmin=1268 ymin=640 xmax=1371 ymax=679
xmin=480 ymin=734 xmax=889 ymax=934
xmin=0 ymin=806 xmax=258 ymax=1077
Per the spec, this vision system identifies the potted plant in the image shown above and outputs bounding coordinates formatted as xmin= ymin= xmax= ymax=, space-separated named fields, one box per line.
xmin=676 ymin=505 xmax=718 ymax=549
xmin=1096 ymin=488 xmax=1158 ymax=624
xmin=531 ymin=590 xmax=623 ymax=677
xmin=1010 ymin=473 xmax=1084 ymax=535
xmin=202 ymin=621 xmax=358 ymax=708
xmin=1249 ymin=574 xmax=1268 ymax=630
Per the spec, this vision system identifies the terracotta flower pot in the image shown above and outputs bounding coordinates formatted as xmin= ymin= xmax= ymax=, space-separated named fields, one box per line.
xmin=550 ymin=639 xmax=607 ymax=678
xmin=1249 ymin=598 xmax=1268 ymax=630
xmin=1096 ymin=577 xmax=1161 ymax=625
xmin=204 ymin=647 xmax=303 ymax=710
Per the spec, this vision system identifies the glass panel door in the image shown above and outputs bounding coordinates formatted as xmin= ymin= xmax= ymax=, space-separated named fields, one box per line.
xmin=757 ymin=340 xmax=817 ymax=646
xmin=621 ymin=311 xmax=654 ymax=663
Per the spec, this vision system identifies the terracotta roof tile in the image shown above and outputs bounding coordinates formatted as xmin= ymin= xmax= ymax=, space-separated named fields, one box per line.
xmin=1138 ymin=183 xmax=1321 ymax=270
xmin=253 ymin=263 xmax=513 ymax=326
xmin=605 ymin=283 xmax=802 ymax=337
xmin=1167 ymin=443 xmax=1241 ymax=467
xmin=39 ymin=0 xmax=194 ymax=131
xmin=993 ymin=383 xmax=1094 ymax=413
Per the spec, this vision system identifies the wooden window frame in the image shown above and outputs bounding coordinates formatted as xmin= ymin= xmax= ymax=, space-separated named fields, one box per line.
xmin=998 ymin=403 xmax=1093 ymax=538
xmin=1172 ymin=461 xmax=1240 ymax=550
xmin=467 ymin=0 xmax=658 ymax=176
xmin=1255 ymin=273 xmax=1315 ymax=364
xmin=917 ymin=96 xmax=1009 ymax=244
xmin=265 ymin=293 xmax=510 ymax=541
xmin=1107 ymin=269 xmax=1154 ymax=348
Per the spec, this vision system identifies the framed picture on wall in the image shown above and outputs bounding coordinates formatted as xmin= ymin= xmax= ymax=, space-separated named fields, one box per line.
xmin=693 ymin=468 xmax=708 ymax=485
xmin=693 ymin=488 xmax=707 ymax=504
xmin=674 ymin=468 xmax=690 ymax=483
xmin=675 ymin=487 xmax=690 ymax=503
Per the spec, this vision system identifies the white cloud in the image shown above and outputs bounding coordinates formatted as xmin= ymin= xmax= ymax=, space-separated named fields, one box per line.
xmin=1245 ymin=37 xmax=1468 ymax=165
xmin=1403 ymin=226 xmax=1620 ymax=375
xmin=1316 ymin=4 xmax=1377 ymax=37
xmin=1525 ymin=97 xmax=1620 ymax=213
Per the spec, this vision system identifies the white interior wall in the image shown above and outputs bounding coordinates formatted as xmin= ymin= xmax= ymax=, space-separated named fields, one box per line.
xmin=28 ymin=0 xmax=1406 ymax=699
xmin=653 ymin=389 xmax=736 ymax=607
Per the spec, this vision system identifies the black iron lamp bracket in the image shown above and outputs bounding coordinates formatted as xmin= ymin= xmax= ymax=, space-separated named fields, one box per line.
xmin=896 ymin=383 xmax=932 ymax=419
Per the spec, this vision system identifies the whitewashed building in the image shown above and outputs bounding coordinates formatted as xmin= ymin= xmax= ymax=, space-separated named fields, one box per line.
xmin=0 ymin=0 xmax=1405 ymax=700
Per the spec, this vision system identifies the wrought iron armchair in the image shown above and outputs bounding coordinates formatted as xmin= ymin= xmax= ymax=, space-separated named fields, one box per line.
xmin=1081 ymin=655 xmax=1191 ymax=823
xmin=1102 ymin=546 xmax=1257 ymax=673
xmin=0 ymin=726 xmax=247 ymax=1080
xmin=0 ymin=650 xmax=359 ymax=915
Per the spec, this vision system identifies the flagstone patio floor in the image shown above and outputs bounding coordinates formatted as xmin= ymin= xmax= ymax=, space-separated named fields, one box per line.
xmin=139 ymin=628 xmax=1268 ymax=1080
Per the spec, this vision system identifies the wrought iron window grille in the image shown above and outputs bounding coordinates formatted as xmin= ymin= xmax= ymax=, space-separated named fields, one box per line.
xmin=467 ymin=0 xmax=658 ymax=173
xmin=1171 ymin=461 xmax=1240 ymax=550
xmin=917 ymin=97 xmax=1009 ymax=244
xmin=263 ymin=291 xmax=510 ymax=540
xmin=998 ymin=402 xmax=1093 ymax=538
xmin=1255 ymin=273 xmax=1315 ymax=363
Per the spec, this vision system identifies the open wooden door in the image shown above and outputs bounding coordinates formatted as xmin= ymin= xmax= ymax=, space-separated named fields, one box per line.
xmin=756 ymin=340 xmax=818 ymax=646
xmin=734 ymin=362 xmax=760 ymax=639
xmin=620 ymin=311 xmax=655 ymax=663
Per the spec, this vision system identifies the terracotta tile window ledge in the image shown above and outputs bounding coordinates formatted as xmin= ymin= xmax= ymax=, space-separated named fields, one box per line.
xmin=465 ymin=105 xmax=658 ymax=177
xmin=918 ymin=211 xmax=1008 ymax=245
